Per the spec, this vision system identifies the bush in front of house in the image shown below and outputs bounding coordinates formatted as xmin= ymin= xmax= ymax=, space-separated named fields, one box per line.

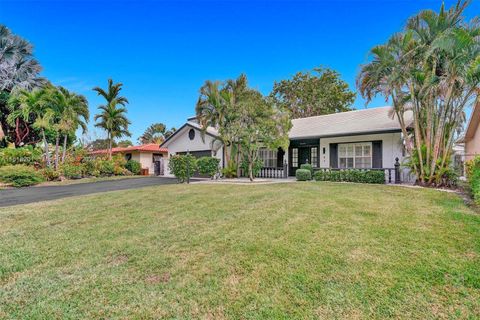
xmin=62 ymin=163 xmax=83 ymax=179
xmin=168 ymin=154 xmax=197 ymax=183
xmin=197 ymin=156 xmax=220 ymax=178
xmin=240 ymin=158 xmax=263 ymax=178
xmin=98 ymin=159 xmax=115 ymax=176
xmin=40 ymin=167 xmax=61 ymax=181
xmin=125 ymin=160 xmax=141 ymax=175
xmin=296 ymin=168 xmax=311 ymax=181
xmin=314 ymin=169 xmax=385 ymax=184
xmin=0 ymin=147 xmax=43 ymax=167
xmin=300 ymin=163 xmax=313 ymax=178
xmin=466 ymin=156 xmax=480 ymax=204
xmin=0 ymin=165 xmax=44 ymax=187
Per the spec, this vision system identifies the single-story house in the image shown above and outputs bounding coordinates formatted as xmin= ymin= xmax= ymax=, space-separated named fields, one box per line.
xmin=89 ymin=144 xmax=168 ymax=175
xmin=161 ymin=107 xmax=413 ymax=180
xmin=459 ymin=101 xmax=480 ymax=161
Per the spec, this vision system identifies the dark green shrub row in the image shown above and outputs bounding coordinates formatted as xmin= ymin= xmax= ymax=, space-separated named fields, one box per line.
xmin=296 ymin=168 xmax=311 ymax=181
xmin=0 ymin=165 xmax=44 ymax=187
xmin=466 ymin=156 xmax=480 ymax=205
xmin=314 ymin=169 xmax=385 ymax=184
xmin=168 ymin=154 xmax=198 ymax=183
xmin=0 ymin=147 xmax=42 ymax=167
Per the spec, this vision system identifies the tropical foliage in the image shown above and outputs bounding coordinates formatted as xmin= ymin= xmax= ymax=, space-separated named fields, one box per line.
xmin=93 ymin=79 xmax=131 ymax=159
xmin=195 ymin=74 xmax=291 ymax=180
xmin=168 ymin=154 xmax=197 ymax=183
xmin=271 ymin=67 xmax=355 ymax=118
xmin=0 ymin=24 xmax=44 ymax=147
xmin=0 ymin=164 xmax=44 ymax=187
xmin=196 ymin=156 xmax=220 ymax=178
xmin=357 ymin=0 xmax=480 ymax=186
xmin=138 ymin=123 xmax=176 ymax=144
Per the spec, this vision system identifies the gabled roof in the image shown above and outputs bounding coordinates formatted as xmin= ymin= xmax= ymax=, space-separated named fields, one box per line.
xmin=289 ymin=106 xmax=412 ymax=139
xmin=463 ymin=101 xmax=480 ymax=141
xmin=89 ymin=144 xmax=168 ymax=155
xmin=160 ymin=121 xmax=219 ymax=147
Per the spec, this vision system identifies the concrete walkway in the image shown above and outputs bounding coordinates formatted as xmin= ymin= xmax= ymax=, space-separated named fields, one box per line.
xmin=0 ymin=177 xmax=180 ymax=207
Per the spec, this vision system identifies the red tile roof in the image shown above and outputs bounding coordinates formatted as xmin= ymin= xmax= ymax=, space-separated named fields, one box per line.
xmin=89 ymin=144 xmax=168 ymax=155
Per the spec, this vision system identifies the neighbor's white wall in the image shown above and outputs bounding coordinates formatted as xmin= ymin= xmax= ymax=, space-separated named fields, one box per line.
xmin=319 ymin=132 xmax=404 ymax=168
xmin=163 ymin=126 xmax=224 ymax=177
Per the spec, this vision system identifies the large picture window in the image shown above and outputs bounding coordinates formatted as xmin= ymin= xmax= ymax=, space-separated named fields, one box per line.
xmin=258 ymin=148 xmax=277 ymax=167
xmin=338 ymin=143 xmax=372 ymax=168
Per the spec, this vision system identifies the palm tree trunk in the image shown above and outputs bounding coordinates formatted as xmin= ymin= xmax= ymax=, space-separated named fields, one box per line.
xmin=54 ymin=134 xmax=60 ymax=170
xmin=61 ymin=134 xmax=68 ymax=164
xmin=42 ymin=129 xmax=51 ymax=168
xmin=108 ymin=132 xmax=112 ymax=160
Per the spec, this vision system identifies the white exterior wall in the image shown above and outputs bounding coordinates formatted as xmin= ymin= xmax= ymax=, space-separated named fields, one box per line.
xmin=129 ymin=152 xmax=154 ymax=175
xmin=163 ymin=126 xmax=224 ymax=177
xmin=319 ymin=132 xmax=404 ymax=168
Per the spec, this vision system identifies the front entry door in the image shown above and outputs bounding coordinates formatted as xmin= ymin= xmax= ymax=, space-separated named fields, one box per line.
xmin=298 ymin=147 xmax=311 ymax=167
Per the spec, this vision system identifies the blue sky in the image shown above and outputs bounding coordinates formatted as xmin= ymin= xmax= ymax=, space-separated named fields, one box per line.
xmin=1 ymin=0 xmax=478 ymax=142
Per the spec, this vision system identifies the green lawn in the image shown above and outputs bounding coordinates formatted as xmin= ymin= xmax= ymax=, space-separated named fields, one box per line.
xmin=0 ymin=183 xmax=479 ymax=319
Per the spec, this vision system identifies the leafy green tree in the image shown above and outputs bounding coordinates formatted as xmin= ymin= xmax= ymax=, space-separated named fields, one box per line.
xmin=93 ymin=79 xmax=131 ymax=159
xmin=117 ymin=139 xmax=133 ymax=147
xmin=357 ymin=0 xmax=480 ymax=186
xmin=234 ymin=91 xmax=291 ymax=181
xmin=271 ymin=67 xmax=355 ymax=119
xmin=139 ymin=123 xmax=176 ymax=144
xmin=88 ymin=138 xmax=117 ymax=151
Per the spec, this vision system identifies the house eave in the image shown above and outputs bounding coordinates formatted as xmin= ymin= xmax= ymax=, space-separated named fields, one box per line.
xmin=289 ymin=128 xmax=403 ymax=140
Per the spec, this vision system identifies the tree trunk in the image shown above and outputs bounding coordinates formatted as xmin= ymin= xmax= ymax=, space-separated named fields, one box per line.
xmin=42 ymin=129 xmax=51 ymax=168
xmin=61 ymin=134 xmax=68 ymax=164
xmin=108 ymin=132 xmax=112 ymax=160
xmin=248 ymin=161 xmax=254 ymax=182
xmin=54 ymin=134 xmax=60 ymax=170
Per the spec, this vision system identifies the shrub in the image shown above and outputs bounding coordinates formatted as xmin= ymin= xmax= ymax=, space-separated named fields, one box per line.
xmin=62 ymin=163 xmax=83 ymax=179
xmin=296 ymin=168 xmax=311 ymax=181
xmin=465 ymin=156 xmax=480 ymax=179
xmin=300 ymin=163 xmax=313 ymax=179
xmin=98 ymin=159 xmax=115 ymax=176
xmin=222 ymin=160 xmax=237 ymax=178
xmin=82 ymin=159 xmax=97 ymax=177
xmin=125 ymin=160 xmax=141 ymax=175
xmin=40 ymin=167 xmax=60 ymax=181
xmin=0 ymin=147 xmax=42 ymax=167
xmin=0 ymin=165 xmax=44 ymax=187
xmin=168 ymin=154 xmax=197 ymax=183
xmin=314 ymin=169 xmax=385 ymax=184
xmin=197 ymin=156 xmax=220 ymax=178
xmin=470 ymin=167 xmax=480 ymax=205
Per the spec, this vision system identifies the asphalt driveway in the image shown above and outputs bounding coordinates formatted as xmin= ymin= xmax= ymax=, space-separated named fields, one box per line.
xmin=0 ymin=177 xmax=180 ymax=207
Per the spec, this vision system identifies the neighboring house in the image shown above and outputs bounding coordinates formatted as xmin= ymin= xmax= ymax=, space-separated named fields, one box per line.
xmin=161 ymin=118 xmax=224 ymax=176
xmin=161 ymin=107 xmax=413 ymax=179
xmin=459 ymin=101 xmax=480 ymax=161
xmin=89 ymin=144 xmax=168 ymax=175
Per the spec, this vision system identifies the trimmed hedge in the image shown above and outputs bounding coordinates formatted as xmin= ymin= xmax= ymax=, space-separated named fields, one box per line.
xmin=300 ymin=163 xmax=313 ymax=177
xmin=0 ymin=165 xmax=44 ymax=187
xmin=296 ymin=169 xmax=311 ymax=181
xmin=314 ymin=169 xmax=385 ymax=184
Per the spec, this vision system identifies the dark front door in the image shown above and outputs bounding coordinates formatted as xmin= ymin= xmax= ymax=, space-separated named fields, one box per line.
xmin=298 ymin=147 xmax=311 ymax=167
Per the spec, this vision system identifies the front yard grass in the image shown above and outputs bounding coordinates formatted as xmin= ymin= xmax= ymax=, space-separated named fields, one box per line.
xmin=0 ymin=182 xmax=479 ymax=319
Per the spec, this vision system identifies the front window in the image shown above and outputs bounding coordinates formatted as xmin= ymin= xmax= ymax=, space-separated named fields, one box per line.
xmin=258 ymin=148 xmax=277 ymax=167
xmin=291 ymin=148 xmax=298 ymax=167
xmin=338 ymin=143 xmax=372 ymax=168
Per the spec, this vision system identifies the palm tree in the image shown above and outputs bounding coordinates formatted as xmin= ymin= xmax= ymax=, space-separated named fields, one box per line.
xmin=93 ymin=79 xmax=130 ymax=159
xmin=7 ymin=88 xmax=53 ymax=167
xmin=0 ymin=24 xmax=45 ymax=146
xmin=139 ymin=123 xmax=176 ymax=144
xmin=357 ymin=0 xmax=479 ymax=185
xmin=50 ymin=87 xmax=89 ymax=164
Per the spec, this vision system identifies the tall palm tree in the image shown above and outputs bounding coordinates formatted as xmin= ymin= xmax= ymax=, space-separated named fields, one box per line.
xmin=93 ymin=79 xmax=130 ymax=159
xmin=0 ymin=24 xmax=44 ymax=146
xmin=357 ymin=0 xmax=479 ymax=185
xmin=7 ymin=88 xmax=53 ymax=167
xmin=49 ymin=86 xmax=89 ymax=164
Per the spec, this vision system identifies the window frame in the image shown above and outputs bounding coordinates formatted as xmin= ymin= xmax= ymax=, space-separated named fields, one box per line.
xmin=338 ymin=142 xmax=372 ymax=169
xmin=291 ymin=148 xmax=298 ymax=168
xmin=311 ymin=147 xmax=318 ymax=167
xmin=258 ymin=148 xmax=278 ymax=168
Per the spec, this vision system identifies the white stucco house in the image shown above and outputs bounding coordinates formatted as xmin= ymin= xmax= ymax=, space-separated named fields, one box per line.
xmin=161 ymin=107 xmax=413 ymax=181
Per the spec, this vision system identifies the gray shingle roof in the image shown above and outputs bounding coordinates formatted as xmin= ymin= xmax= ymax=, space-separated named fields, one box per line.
xmin=289 ymin=107 xmax=412 ymax=139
